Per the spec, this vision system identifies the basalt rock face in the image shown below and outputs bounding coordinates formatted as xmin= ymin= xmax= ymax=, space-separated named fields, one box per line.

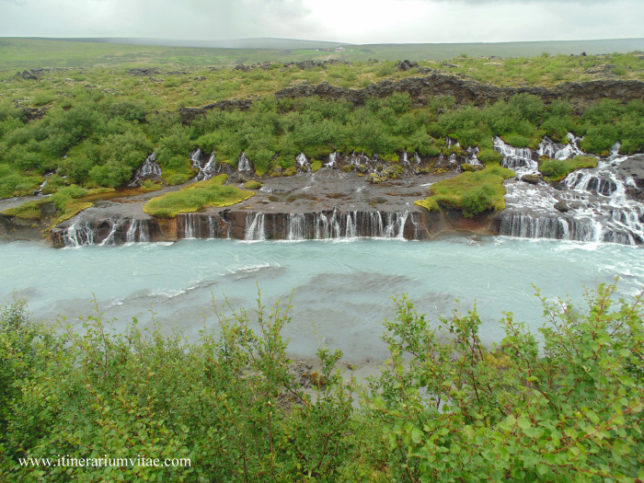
xmin=178 ymin=73 xmax=644 ymax=122
xmin=178 ymin=99 xmax=254 ymax=123
xmin=50 ymin=208 xmax=438 ymax=247
xmin=274 ymin=74 xmax=644 ymax=107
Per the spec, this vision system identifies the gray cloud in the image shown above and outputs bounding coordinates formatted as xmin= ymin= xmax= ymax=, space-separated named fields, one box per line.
xmin=0 ymin=0 xmax=641 ymax=43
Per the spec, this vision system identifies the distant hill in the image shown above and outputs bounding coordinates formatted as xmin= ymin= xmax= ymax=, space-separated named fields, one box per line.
xmin=69 ymin=37 xmax=349 ymax=50
xmin=0 ymin=36 xmax=642 ymax=71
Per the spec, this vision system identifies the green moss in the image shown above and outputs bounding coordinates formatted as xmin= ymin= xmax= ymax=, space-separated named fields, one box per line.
xmin=244 ymin=180 xmax=263 ymax=190
xmin=539 ymin=155 xmax=598 ymax=182
xmin=1 ymin=199 xmax=48 ymax=220
xmin=414 ymin=197 xmax=439 ymax=212
xmin=416 ymin=164 xmax=515 ymax=217
xmin=141 ymin=180 xmax=163 ymax=192
xmin=310 ymin=160 xmax=322 ymax=172
xmin=53 ymin=200 xmax=93 ymax=225
xmin=144 ymin=174 xmax=254 ymax=218
xmin=283 ymin=166 xmax=297 ymax=176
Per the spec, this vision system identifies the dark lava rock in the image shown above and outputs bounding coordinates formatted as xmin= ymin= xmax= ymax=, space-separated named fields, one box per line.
xmin=20 ymin=107 xmax=47 ymax=122
xmin=554 ymin=201 xmax=569 ymax=213
xmin=128 ymin=67 xmax=161 ymax=76
xmin=615 ymin=154 xmax=644 ymax=201
xmin=397 ymin=60 xmax=419 ymax=71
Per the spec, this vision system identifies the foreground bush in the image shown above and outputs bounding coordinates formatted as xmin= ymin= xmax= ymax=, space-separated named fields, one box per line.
xmin=0 ymin=283 xmax=642 ymax=481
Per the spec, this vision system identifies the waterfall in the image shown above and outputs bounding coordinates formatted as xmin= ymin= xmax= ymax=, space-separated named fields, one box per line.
xmin=125 ymin=219 xmax=150 ymax=243
xmin=200 ymin=152 xmax=217 ymax=181
xmin=238 ymin=151 xmax=252 ymax=173
xmin=287 ymin=213 xmax=306 ymax=240
xmin=414 ymin=152 xmax=422 ymax=165
xmin=63 ymin=221 xmax=94 ymax=247
xmin=326 ymin=150 xmax=338 ymax=168
xmin=369 ymin=211 xmax=384 ymax=237
xmin=296 ymin=153 xmax=311 ymax=172
xmin=465 ymin=146 xmax=482 ymax=167
xmin=129 ymin=153 xmax=162 ymax=187
xmin=345 ymin=211 xmax=357 ymax=239
xmin=494 ymin=137 xmax=538 ymax=175
xmin=183 ymin=213 xmax=197 ymax=239
xmin=190 ymin=149 xmax=218 ymax=181
xmin=98 ymin=219 xmax=122 ymax=246
xmin=383 ymin=211 xmax=409 ymax=239
xmin=401 ymin=151 xmax=410 ymax=167
xmin=245 ymin=213 xmax=265 ymax=241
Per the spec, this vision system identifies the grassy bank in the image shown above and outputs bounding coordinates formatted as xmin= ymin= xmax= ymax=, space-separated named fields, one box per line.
xmin=143 ymin=174 xmax=254 ymax=217
xmin=416 ymin=164 xmax=516 ymax=216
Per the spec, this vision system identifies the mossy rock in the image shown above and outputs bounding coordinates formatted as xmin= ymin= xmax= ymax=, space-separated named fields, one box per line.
xmin=461 ymin=163 xmax=484 ymax=172
xmin=341 ymin=165 xmax=355 ymax=173
xmin=310 ymin=160 xmax=322 ymax=172
xmin=414 ymin=197 xmax=439 ymax=212
xmin=283 ymin=166 xmax=297 ymax=177
xmin=244 ymin=180 xmax=263 ymax=190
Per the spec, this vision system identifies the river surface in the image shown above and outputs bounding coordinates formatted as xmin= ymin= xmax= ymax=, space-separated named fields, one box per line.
xmin=2 ymin=237 xmax=642 ymax=363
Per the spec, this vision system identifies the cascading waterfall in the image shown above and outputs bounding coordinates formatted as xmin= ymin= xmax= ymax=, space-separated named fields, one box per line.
xmin=494 ymin=137 xmax=538 ymax=175
xmin=537 ymin=133 xmax=584 ymax=160
xmin=190 ymin=149 xmax=217 ymax=181
xmin=129 ymin=153 xmax=162 ymax=187
xmin=498 ymin=138 xmax=643 ymax=245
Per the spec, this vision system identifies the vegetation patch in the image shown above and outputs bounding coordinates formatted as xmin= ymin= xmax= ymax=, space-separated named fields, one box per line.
xmin=144 ymin=174 xmax=254 ymax=218
xmin=243 ymin=180 xmax=263 ymax=190
xmin=416 ymin=164 xmax=515 ymax=217
xmin=539 ymin=155 xmax=598 ymax=181
xmin=1 ymin=199 xmax=49 ymax=220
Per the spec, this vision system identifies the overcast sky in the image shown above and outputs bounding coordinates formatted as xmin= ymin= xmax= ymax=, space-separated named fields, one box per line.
xmin=0 ymin=0 xmax=641 ymax=44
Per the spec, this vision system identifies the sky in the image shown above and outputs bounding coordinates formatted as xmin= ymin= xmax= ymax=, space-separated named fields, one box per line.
xmin=0 ymin=0 xmax=642 ymax=44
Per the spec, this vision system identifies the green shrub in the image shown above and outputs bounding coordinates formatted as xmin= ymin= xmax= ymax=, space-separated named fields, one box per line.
xmin=477 ymin=148 xmax=502 ymax=164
